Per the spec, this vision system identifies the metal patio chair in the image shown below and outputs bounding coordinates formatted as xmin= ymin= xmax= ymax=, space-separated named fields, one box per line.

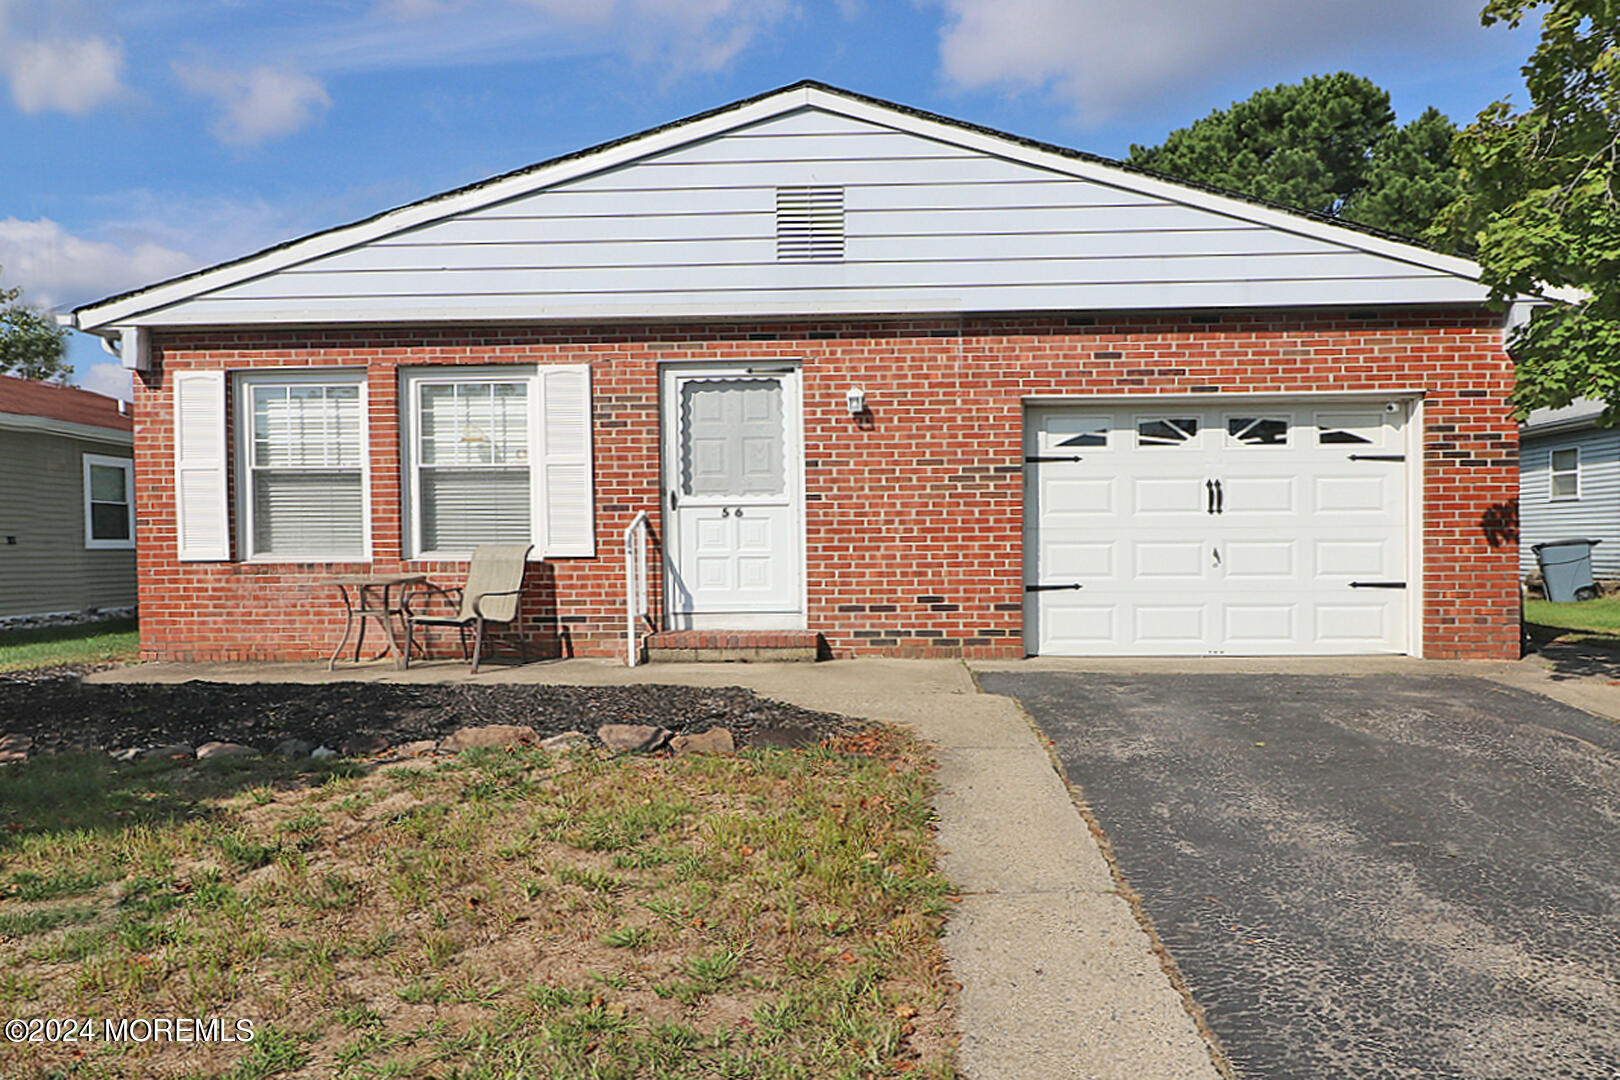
xmin=403 ymin=543 xmax=533 ymax=673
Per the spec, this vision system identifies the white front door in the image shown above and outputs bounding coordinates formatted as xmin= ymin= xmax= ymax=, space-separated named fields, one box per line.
xmin=664 ymin=366 xmax=804 ymax=629
xmin=1026 ymin=401 xmax=1411 ymax=655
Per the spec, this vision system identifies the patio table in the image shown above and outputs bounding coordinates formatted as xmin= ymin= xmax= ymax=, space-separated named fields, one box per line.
xmin=324 ymin=573 xmax=427 ymax=670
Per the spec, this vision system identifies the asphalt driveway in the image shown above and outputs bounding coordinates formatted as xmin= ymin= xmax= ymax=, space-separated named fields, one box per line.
xmin=975 ymin=671 xmax=1620 ymax=1080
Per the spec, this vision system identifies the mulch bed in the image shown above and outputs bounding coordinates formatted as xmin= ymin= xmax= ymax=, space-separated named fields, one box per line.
xmin=0 ymin=666 xmax=865 ymax=757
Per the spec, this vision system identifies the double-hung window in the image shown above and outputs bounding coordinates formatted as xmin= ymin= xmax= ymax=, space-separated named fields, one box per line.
xmin=83 ymin=454 xmax=135 ymax=550
xmin=1549 ymin=447 xmax=1580 ymax=500
xmin=402 ymin=365 xmax=594 ymax=560
xmin=237 ymin=372 xmax=368 ymax=560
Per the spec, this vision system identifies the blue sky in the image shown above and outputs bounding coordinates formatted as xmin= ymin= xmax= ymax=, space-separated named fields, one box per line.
xmin=1 ymin=0 xmax=1540 ymax=401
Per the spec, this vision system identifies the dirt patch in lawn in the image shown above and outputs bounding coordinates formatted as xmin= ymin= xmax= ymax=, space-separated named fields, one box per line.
xmin=0 ymin=670 xmax=864 ymax=756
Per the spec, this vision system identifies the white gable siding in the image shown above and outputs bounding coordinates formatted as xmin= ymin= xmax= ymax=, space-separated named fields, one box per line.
xmin=143 ymin=107 xmax=1489 ymax=326
xmin=1521 ymin=428 xmax=1620 ymax=579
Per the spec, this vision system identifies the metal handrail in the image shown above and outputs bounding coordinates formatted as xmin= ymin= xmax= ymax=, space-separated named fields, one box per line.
xmin=624 ymin=511 xmax=651 ymax=666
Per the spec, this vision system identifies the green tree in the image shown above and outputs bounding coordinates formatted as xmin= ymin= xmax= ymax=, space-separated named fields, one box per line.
xmin=1128 ymin=73 xmax=1464 ymax=242
xmin=0 ymin=270 xmax=71 ymax=382
xmin=1436 ymin=0 xmax=1620 ymax=419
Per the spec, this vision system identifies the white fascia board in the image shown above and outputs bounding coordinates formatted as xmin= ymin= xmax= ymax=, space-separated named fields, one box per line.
xmin=805 ymin=89 xmax=1490 ymax=286
xmin=74 ymin=88 xmax=818 ymax=330
xmin=0 ymin=411 xmax=134 ymax=445
xmin=76 ymin=82 xmax=1508 ymax=330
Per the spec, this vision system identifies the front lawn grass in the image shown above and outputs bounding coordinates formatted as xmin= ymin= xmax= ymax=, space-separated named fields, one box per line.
xmin=0 ymin=618 xmax=139 ymax=673
xmin=0 ymin=731 xmax=957 ymax=1079
xmin=1524 ymin=594 xmax=1620 ymax=648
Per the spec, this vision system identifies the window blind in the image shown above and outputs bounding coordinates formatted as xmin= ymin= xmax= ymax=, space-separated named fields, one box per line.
xmin=245 ymin=380 xmax=365 ymax=559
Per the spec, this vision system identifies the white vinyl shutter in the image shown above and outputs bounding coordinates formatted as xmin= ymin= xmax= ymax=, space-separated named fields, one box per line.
xmin=173 ymin=369 xmax=230 ymax=561
xmin=538 ymin=363 xmax=595 ymax=557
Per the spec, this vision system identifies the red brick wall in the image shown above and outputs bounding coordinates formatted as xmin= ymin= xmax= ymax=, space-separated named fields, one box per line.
xmin=131 ymin=308 xmax=1519 ymax=663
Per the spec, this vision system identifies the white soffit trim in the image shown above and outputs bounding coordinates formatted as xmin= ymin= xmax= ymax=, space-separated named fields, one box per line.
xmin=74 ymin=83 xmax=1500 ymax=331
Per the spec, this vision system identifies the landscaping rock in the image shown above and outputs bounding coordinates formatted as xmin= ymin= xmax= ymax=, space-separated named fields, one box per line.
xmin=597 ymin=723 xmax=671 ymax=753
xmin=339 ymin=734 xmax=390 ymax=757
xmin=138 ymin=742 xmax=196 ymax=761
xmin=0 ymin=678 xmax=864 ymax=756
xmin=540 ymin=730 xmax=590 ymax=751
xmin=272 ymin=738 xmax=316 ymax=759
xmin=439 ymin=724 xmax=538 ymax=752
xmin=392 ymin=739 xmax=440 ymax=758
xmin=670 ymin=728 xmax=735 ymax=756
xmin=197 ymin=741 xmax=259 ymax=760
xmin=109 ymin=747 xmax=143 ymax=763
xmin=311 ymin=746 xmax=339 ymax=760
xmin=751 ymin=726 xmax=818 ymax=750
xmin=0 ymin=733 xmax=32 ymax=764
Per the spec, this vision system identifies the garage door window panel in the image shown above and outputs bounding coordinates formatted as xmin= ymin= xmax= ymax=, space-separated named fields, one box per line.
xmin=1041 ymin=415 xmax=1109 ymax=451
xmin=1137 ymin=417 xmax=1200 ymax=447
xmin=1227 ymin=417 xmax=1289 ymax=446
xmin=1316 ymin=411 xmax=1381 ymax=446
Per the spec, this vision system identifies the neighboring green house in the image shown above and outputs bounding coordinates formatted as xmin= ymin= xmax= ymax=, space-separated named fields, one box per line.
xmin=0 ymin=374 xmax=136 ymax=624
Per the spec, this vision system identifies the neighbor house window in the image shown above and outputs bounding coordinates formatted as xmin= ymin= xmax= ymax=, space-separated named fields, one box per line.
xmin=236 ymin=372 xmax=367 ymax=560
xmin=401 ymin=365 xmax=597 ymax=560
xmin=1550 ymin=448 xmax=1580 ymax=500
xmin=83 ymin=454 xmax=134 ymax=550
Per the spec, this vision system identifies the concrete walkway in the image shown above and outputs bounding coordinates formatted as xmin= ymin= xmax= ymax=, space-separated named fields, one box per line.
xmin=90 ymin=657 xmax=1224 ymax=1080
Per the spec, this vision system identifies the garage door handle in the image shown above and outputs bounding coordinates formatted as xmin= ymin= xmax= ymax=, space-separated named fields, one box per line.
xmin=1215 ymin=479 xmax=1224 ymax=514
xmin=1025 ymin=583 xmax=1083 ymax=592
xmin=1206 ymin=479 xmax=1215 ymax=514
xmin=1349 ymin=581 xmax=1406 ymax=589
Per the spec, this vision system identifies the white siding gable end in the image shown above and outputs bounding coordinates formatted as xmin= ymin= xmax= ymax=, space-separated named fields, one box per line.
xmin=74 ymin=84 xmax=1498 ymax=332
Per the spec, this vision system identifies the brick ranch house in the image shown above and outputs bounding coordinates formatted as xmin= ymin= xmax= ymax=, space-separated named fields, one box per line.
xmin=67 ymin=82 xmax=1524 ymax=664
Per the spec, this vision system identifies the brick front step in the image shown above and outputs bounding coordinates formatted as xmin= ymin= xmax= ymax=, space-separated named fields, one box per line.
xmin=644 ymin=630 xmax=824 ymax=663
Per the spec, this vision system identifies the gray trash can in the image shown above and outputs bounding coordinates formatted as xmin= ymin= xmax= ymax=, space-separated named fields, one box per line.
xmin=1533 ymin=538 xmax=1603 ymax=602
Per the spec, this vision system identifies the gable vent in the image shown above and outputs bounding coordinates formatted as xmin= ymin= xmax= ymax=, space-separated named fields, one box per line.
xmin=776 ymin=186 xmax=844 ymax=261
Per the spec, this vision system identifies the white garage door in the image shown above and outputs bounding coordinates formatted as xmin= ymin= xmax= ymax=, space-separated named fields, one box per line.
xmin=1026 ymin=401 xmax=1411 ymax=656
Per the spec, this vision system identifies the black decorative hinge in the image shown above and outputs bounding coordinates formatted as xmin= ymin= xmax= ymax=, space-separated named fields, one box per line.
xmin=1348 ymin=454 xmax=1405 ymax=462
xmin=1025 ymin=583 xmax=1083 ymax=592
xmin=1025 ymin=455 xmax=1083 ymax=463
xmin=1348 ymin=581 xmax=1406 ymax=589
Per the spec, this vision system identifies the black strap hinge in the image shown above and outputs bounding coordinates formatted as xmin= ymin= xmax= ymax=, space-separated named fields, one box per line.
xmin=1025 ymin=455 xmax=1083 ymax=463
xmin=1348 ymin=454 xmax=1405 ymax=462
xmin=1025 ymin=582 xmax=1083 ymax=592
xmin=1349 ymin=581 xmax=1406 ymax=589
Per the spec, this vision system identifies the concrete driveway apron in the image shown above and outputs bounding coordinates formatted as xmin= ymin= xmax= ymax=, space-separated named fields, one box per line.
xmin=975 ymin=671 xmax=1620 ymax=1080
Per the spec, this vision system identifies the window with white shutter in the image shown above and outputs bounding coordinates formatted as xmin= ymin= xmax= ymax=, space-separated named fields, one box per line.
xmin=403 ymin=365 xmax=593 ymax=559
xmin=236 ymin=372 xmax=368 ymax=560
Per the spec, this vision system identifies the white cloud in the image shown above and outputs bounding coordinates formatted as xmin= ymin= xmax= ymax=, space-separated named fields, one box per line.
xmin=176 ymin=62 xmax=332 ymax=146
xmin=932 ymin=0 xmax=1508 ymax=126
xmin=0 ymin=1 xmax=127 ymax=114
xmin=6 ymin=34 xmax=124 ymax=112
xmin=0 ymin=216 xmax=196 ymax=310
